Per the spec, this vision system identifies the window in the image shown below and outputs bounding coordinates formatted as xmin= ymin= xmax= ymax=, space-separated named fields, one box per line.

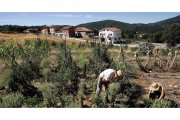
xmin=114 ymin=38 xmax=116 ymax=40
xmin=109 ymin=34 xmax=112 ymax=36
xmin=100 ymin=33 xmax=102 ymax=35
xmin=119 ymin=37 xmax=121 ymax=39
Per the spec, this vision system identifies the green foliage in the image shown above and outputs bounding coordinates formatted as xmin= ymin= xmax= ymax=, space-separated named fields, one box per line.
xmin=148 ymin=31 xmax=163 ymax=43
xmin=138 ymin=42 xmax=155 ymax=56
xmin=49 ymin=42 xmax=79 ymax=95
xmin=38 ymin=82 xmax=56 ymax=107
xmin=113 ymin=62 xmax=136 ymax=76
xmin=88 ymin=44 xmax=113 ymax=76
xmin=51 ymin=41 xmax=57 ymax=47
xmin=40 ymin=58 xmax=50 ymax=69
xmin=0 ymin=92 xmax=24 ymax=108
xmin=144 ymin=99 xmax=177 ymax=108
xmin=161 ymin=24 xmax=180 ymax=47
xmin=24 ymin=96 xmax=40 ymax=107
xmin=60 ymin=94 xmax=76 ymax=108
xmin=109 ymin=83 xmax=120 ymax=106
xmin=118 ymin=77 xmax=144 ymax=107
xmin=94 ymin=96 xmax=107 ymax=108
xmin=77 ymin=82 xmax=86 ymax=107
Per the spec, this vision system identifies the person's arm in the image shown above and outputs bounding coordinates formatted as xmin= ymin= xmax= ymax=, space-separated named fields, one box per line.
xmin=148 ymin=90 xmax=152 ymax=99
xmin=159 ymin=87 xmax=165 ymax=100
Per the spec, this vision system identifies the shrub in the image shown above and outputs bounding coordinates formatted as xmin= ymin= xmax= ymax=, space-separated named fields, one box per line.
xmin=94 ymin=95 xmax=107 ymax=108
xmin=24 ymin=96 xmax=40 ymax=107
xmin=138 ymin=42 xmax=155 ymax=56
xmin=6 ymin=43 xmax=43 ymax=98
xmin=0 ymin=92 xmax=24 ymax=108
xmin=88 ymin=44 xmax=112 ymax=76
xmin=38 ymin=82 xmax=56 ymax=107
xmin=109 ymin=83 xmax=120 ymax=106
xmin=40 ymin=58 xmax=50 ymax=69
xmin=118 ymin=77 xmax=144 ymax=107
xmin=60 ymin=94 xmax=76 ymax=108
xmin=42 ymin=68 xmax=51 ymax=81
xmin=77 ymin=82 xmax=86 ymax=107
xmin=50 ymin=42 xmax=79 ymax=95
xmin=144 ymin=99 xmax=177 ymax=108
xmin=51 ymin=41 xmax=56 ymax=47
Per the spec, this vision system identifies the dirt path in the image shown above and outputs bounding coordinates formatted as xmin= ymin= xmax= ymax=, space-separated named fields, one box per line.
xmin=139 ymin=72 xmax=180 ymax=104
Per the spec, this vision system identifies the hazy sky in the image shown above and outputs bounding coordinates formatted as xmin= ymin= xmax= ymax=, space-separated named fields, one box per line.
xmin=0 ymin=12 xmax=179 ymax=26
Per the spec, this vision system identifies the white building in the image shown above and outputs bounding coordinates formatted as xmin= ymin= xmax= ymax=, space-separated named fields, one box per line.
xmin=99 ymin=27 xmax=122 ymax=44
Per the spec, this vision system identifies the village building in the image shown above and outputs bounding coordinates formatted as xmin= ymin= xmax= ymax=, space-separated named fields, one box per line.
xmin=41 ymin=27 xmax=49 ymax=35
xmin=41 ymin=26 xmax=63 ymax=35
xmin=48 ymin=26 xmax=63 ymax=35
xmin=99 ymin=27 xmax=122 ymax=44
xmin=61 ymin=26 xmax=76 ymax=38
xmin=75 ymin=27 xmax=93 ymax=39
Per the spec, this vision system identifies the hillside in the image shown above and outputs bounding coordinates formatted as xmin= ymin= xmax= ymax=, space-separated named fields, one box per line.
xmin=77 ymin=20 xmax=137 ymax=31
xmin=150 ymin=15 xmax=180 ymax=26
xmin=78 ymin=15 xmax=180 ymax=32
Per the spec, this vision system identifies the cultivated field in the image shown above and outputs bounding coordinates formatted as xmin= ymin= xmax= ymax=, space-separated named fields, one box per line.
xmin=0 ymin=33 xmax=179 ymax=108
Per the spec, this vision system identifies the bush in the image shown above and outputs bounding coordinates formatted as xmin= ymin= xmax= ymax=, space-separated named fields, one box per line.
xmin=0 ymin=92 xmax=24 ymax=108
xmin=94 ymin=96 xmax=107 ymax=108
xmin=77 ymin=82 xmax=86 ymax=107
xmin=118 ymin=77 xmax=144 ymax=107
xmin=109 ymin=83 xmax=120 ymax=106
xmin=50 ymin=42 xmax=79 ymax=95
xmin=88 ymin=44 xmax=112 ymax=76
xmin=38 ymin=82 xmax=56 ymax=107
xmin=40 ymin=58 xmax=50 ymax=69
xmin=51 ymin=41 xmax=56 ymax=47
xmin=24 ymin=96 xmax=40 ymax=107
xmin=144 ymin=99 xmax=177 ymax=108
xmin=60 ymin=94 xmax=76 ymax=108
xmin=138 ymin=42 xmax=155 ymax=56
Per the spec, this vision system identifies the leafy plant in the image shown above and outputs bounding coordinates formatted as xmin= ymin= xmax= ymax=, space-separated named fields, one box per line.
xmin=38 ymin=82 xmax=56 ymax=107
xmin=24 ymin=96 xmax=40 ymax=107
xmin=77 ymin=82 xmax=86 ymax=107
xmin=0 ymin=92 xmax=24 ymax=108
xmin=138 ymin=42 xmax=155 ymax=56
xmin=109 ymin=83 xmax=120 ymax=106
xmin=88 ymin=44 xmax=112 ymax=76
xmin=49 ymin=42 xmax=79 ymax=95
xmin=144 ymin=99 xmax=177 ymax=108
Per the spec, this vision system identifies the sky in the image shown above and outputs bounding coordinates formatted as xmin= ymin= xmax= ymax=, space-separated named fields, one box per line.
xmin=0 ymin=12 xmax=179 ymax=26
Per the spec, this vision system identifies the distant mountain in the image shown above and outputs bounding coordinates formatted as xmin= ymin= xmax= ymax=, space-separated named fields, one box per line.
xmin=78 ymin=15 xmax=180 ymax=32
xmin=78 ymin=20 xmax=136 ymax=31
xmin=150 ymin=15 xmax=180 ymax=26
